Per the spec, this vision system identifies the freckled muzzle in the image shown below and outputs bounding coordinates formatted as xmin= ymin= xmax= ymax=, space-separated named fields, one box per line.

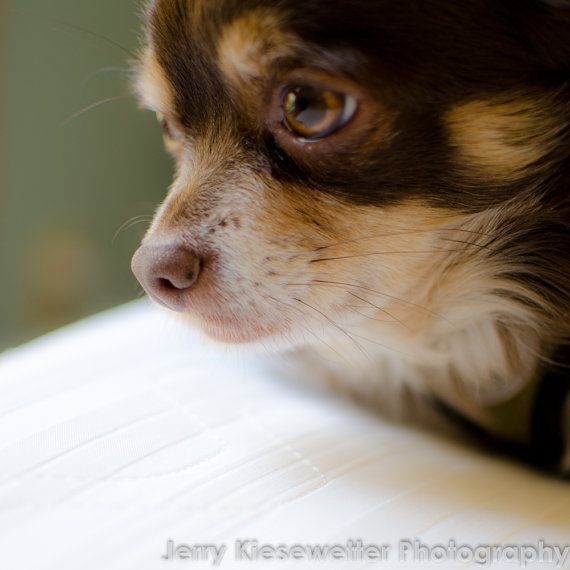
xmin=131 ymin=243 xmax=201 ymax=312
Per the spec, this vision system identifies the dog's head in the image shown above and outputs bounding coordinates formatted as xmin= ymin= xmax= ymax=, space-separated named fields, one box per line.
xmin=132 ymin=0 xmax=569 ymax=376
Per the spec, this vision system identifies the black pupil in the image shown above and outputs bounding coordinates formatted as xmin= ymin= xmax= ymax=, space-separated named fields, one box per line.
xmin=291 ymin=86 xmax=327 ymax=127
xmin=296 ymin=93 xmax=310 ymax=112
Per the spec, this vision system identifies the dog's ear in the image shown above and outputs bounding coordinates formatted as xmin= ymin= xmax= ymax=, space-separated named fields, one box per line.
xmin=519 ymin=1 xmax=570 ymax=74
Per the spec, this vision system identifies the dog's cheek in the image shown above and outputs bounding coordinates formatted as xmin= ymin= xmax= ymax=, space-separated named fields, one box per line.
xmin=445 ymin=92 xmax=564 ymax=182
xmin=252 ymin=193 xmax=467 ymax=331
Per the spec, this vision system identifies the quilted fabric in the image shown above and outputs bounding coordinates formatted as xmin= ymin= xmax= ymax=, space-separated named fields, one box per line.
xmin=0 ymin=301 xmax=569 ymax=569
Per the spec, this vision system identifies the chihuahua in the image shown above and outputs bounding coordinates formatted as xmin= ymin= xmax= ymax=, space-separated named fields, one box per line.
xmin=132 ymin=0 xmax=570 ymax=473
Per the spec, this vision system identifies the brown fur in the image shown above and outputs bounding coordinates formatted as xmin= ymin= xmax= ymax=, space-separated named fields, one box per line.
xmin=133 ymin=0 xmax=570 ymax=471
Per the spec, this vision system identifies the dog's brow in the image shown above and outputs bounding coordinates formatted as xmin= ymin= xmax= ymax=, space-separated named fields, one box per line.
xmin=216 ymin=8 xmax=298 ymax=87
xmin=136 ymin=49 xmax=176 ymax=114
xmin=446 ymin=93 xmax=564 ymax=181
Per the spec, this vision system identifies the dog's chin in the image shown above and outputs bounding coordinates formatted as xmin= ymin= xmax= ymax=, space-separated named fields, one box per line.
xmin=175 ymin=311 xmax=289 ymax=346
xmin=201 ymin=321 xmax=283 ymax=345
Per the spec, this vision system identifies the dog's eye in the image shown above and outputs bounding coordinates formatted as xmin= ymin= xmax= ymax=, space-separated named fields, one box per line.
xmin=282 ymin=85 xmax=357 ymax=140
xmin=156 ymin=112 xmax=174 ymax=139
xmin=155 ymin=112 xmax=183 ymax=155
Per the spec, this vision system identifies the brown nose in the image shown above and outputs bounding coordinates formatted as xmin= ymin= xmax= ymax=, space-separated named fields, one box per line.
xmin=131 ymin=243 xmax=201 ymax=312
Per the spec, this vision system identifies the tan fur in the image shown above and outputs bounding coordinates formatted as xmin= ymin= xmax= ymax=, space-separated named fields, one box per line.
xmin=217 ymin=8 xmax=297 ymax=90
xmin=446 ymin=93 xmax=563 ymax=180
xmin=135 ymin=48 xmax=176 ymax=114
xmin=296 ymin=200 xmax=549 ymax=438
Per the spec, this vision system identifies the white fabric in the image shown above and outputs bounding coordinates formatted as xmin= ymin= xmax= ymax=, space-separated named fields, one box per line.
xmin=0 ymin=301 xmax=569 ymax=570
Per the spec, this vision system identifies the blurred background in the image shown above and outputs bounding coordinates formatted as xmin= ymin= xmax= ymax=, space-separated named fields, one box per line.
xmin=1 ymin=0 xmax=170 ymax=351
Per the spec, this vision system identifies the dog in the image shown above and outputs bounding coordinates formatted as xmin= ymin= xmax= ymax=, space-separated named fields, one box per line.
xmin=131 ymin=0 xmax=570 ymax=473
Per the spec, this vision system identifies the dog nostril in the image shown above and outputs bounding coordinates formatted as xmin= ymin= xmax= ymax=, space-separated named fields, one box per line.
xmin=156 ymin=268 xmax=198 ymax=292
xmin=157 ymin=277 xmax=178 ymax=292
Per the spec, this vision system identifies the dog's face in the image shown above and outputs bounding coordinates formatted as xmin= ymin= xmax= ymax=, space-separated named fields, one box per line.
xmin=132 ymin=0 xmax=569 ymax=365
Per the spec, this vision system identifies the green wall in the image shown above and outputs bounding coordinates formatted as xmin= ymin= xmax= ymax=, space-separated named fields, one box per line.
xmin=1 ymin=1 xmax=170 ymax=350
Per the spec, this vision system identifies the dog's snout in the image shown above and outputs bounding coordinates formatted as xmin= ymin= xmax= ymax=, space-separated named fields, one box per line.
xmin=131 ymin=242 xmax=201 ymax=312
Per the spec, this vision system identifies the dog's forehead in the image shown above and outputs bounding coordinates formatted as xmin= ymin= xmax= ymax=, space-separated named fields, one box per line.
xmin=141 ymin=0 xmax=537 ymax=120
